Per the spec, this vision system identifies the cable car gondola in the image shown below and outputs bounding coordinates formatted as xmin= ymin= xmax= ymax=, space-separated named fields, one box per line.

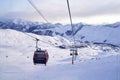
xmin=33 ymin=48 xmax=49 ymax=65
xmin=33 ymin=38 xmax=49 ymax=66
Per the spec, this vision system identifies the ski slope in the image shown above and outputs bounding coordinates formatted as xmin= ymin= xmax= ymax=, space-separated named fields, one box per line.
xmin=0 ymin=29 xmax=120 ymax=80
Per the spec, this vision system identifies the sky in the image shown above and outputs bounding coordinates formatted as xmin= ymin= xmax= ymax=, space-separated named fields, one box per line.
xmin=0 ymin=0 xmax=120 ymax=24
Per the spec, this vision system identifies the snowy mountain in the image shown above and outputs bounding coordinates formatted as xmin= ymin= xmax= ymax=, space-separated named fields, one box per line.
xmin=0 ymin=18 xmax=83 ymax=36
xmin=0 ymin=18 xmax=120 ymax=46
xmin=0 ymin=28 xmax=120 ymax=80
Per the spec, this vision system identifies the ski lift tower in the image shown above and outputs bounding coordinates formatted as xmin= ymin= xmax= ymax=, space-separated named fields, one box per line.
xmin=70 ymin=44 xmax=78 ymax=64
xmin=67 ymin=0 xmax=78 ymax=64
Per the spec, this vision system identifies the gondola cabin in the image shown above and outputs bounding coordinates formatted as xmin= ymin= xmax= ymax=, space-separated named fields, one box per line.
xmin=33 ymin=48 xmax=49 ymax=65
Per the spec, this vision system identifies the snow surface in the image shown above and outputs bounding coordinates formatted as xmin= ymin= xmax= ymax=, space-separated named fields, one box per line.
xmin=0 ymin=29 xmax=120 ymax=80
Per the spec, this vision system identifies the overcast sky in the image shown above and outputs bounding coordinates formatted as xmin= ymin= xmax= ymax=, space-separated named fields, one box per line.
xmin=0 ymin=0 xmax=120 ymax=24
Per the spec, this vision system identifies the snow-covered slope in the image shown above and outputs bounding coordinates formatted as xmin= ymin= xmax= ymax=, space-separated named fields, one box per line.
xmin=75 ymin=25 xmax=120 ymax=46
xmin=0 ymin=29 xmax=70 ymax=63
xmin=0 ymin=29 xmax=120 ymax=80
xmin=0 ymin=29 xmax=70 ymax=47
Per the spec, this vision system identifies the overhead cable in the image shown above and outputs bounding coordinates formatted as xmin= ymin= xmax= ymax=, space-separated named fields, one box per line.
xmin=28 ymin=0 xmax=49 ymax=23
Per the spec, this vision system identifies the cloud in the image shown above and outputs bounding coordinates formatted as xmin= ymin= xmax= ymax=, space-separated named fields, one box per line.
xmin=64 ymin=0 xmax=120 ymax=17
xmin=30 ymin=0 xmax=120 ymax=20
xmin=1 ymin=0 xmax=120 ymax=24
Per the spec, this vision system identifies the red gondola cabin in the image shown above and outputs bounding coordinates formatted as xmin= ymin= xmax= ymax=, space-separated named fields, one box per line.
xmin=33 ymin=48 xmax=49 ymax=65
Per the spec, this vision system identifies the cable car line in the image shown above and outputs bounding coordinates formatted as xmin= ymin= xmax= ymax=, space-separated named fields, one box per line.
xmin=66 ymin=0 xmax=73 ymax=34
xmin=28 ymin=0 xmax=49 ymax=23
xmin=27 ymin=0 xmax=53 ymax=46
xmin=25 ymin=0 xmax=52 ymax=46
xmin=22 ymin=31 xmax=53 ymax=47
xmin=24 ymin=32 xmax=39 ymax=40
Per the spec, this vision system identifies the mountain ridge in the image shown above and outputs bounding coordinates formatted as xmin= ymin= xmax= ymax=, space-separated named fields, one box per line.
xmin=0 ymin=18 xmax=120 ymax=46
